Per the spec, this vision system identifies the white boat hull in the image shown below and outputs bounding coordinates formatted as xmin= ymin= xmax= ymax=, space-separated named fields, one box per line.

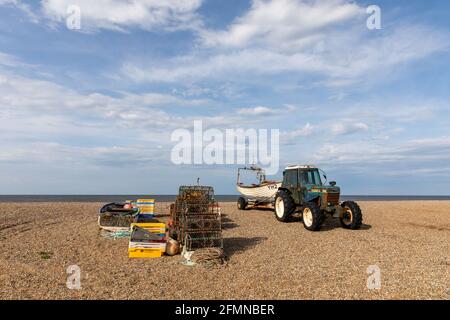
xmin=237 ymin=182 xmax=281 ymax=202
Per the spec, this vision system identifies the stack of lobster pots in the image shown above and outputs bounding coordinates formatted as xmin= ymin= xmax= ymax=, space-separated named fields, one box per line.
xmin=169 ymin=186 xmax=223 ymax=251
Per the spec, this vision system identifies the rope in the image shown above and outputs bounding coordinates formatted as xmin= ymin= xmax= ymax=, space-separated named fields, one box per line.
xmin=101 ymin=230 xmax=131 ymax=240
xmin=189 ymin=248 xmax=227 ymax=268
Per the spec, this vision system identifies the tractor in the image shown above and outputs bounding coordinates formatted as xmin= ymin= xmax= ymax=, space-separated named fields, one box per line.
xmin=274 ymin=165 xmax=362 ymax=231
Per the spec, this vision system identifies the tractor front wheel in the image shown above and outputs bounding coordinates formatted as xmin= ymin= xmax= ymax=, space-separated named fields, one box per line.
xmin=302 ymin=202 xmax=325 ymax=231
xmin=340 ymin=201 xmax=363 ymax=229
xmin=274 ymin=190 xmax=295 ymax=222
xmin=237 ymin=197 xmax=247 ymax=210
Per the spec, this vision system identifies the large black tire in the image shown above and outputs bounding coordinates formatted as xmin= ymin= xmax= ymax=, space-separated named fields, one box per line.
xmin=340 ymin=201 xmax=363 ymax=229
xmin=237 ymin=197 xmax=247 ymax=210
xmin=301 ymin=202 xmax=325 ymax=231
xmin=274 ymin=190 xmax=295 ymax=222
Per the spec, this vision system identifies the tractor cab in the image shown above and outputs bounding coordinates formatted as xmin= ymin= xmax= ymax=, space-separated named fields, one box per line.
xmin=281 ymin=165 xmax=339 ymax=205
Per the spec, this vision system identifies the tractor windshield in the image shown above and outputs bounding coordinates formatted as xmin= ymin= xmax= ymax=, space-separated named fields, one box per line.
xmin=299 ymin=169 xmax=322 ymax=186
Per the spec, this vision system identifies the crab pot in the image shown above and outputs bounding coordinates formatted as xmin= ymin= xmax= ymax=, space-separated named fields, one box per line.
xmin=179 ymin=215 xmax=221 ymax=243
xmin=98 ymin=214 xmax=135 ymax=229
xmin=182 ymin=216 xmax=221 ymax=231
xmin=180 ymin=201 xmax=220 ymax=216
xmin=185 ymin=232 xmax=223 ymax=251
xmin=178 ymin=186 xmax=215 ymax=202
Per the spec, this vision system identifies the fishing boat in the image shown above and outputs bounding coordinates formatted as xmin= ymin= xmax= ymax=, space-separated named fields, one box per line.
xmin=236 ymin=166 xmax=281 ymax=210
xmin=98 ymin=202 xmax=139 ymax=232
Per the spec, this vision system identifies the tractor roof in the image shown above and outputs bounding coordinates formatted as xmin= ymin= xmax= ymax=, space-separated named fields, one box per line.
xmin=285 ymin=165 xmax=317 ymax=170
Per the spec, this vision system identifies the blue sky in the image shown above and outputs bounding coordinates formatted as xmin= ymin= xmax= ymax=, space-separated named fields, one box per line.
xmin=0 ymin=0 xmax=449 ymax=195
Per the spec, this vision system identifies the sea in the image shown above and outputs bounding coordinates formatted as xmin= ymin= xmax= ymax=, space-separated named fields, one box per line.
xmin=0 ymin=195 xmax=449 ymax=202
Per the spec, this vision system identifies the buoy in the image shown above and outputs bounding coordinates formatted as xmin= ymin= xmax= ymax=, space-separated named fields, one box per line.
xmin=166 ymin=238 xmax=180 ymax=256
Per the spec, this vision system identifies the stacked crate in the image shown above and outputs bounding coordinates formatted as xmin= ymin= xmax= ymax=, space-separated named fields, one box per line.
xmin=136 ymin=199 xmax=155 ymax=216
xmin=128 ymin=223 xmax=166 ymax=258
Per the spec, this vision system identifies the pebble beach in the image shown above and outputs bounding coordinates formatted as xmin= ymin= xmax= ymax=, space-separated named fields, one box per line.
xmin=0 ymin=201 xmax=448 ymax=300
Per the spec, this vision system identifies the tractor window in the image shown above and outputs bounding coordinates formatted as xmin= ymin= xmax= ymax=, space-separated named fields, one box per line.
xmin=299 ymin=170 xmax=322 ymax=186
xmin=299 ymin=171 xmax=308 ymax=185
xmin=284 ymin=170 xmax=298 ymax=186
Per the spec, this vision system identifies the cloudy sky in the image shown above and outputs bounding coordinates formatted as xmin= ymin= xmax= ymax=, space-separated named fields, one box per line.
xmin=0 ymin=0 xmax=449 ymax=195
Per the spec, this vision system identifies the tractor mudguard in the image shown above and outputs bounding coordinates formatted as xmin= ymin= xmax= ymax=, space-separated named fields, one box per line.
xmin=304 ymin=193 xmax=320 ymax=203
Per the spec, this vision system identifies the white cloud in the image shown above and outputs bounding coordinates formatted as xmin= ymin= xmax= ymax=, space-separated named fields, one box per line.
xmin=237 ymin=105 xmax=295 ymax=116
xmin=314 ymin=137 xmax=450 ymax=167
xmin=331 ymin=121 xmax=369 ymax=136
xmin=281 ymin=122 xmax=316 ymax=144
xmin=0 ymin=62 xmax=290 ymax=167
xmin=123 ymin=24 xmax=449 ymax=87
xmin=237 ymin=106 xmax=274 ymax=116
xmin=0 ymin=52 xmax=27 ymax=67
xmin=0 ymin=71 xmax=209 ymax=145
xmin=39 ymin=0 xmax=204 ymax=31
xmin=200 ymin=0 xmax=363 ymax=50
xmin=0 ymin=142 xmax=166 ymax=167
xmin=0 ymin=0 xmax=39 ymax=22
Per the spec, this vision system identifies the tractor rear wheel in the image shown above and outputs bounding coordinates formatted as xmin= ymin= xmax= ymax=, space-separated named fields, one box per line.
xmin=302 ymin=202 xmax=325 ymax=231
xmin=340 ymin=201 xmax=363 ymax=229
xmin=274 ymin=190 xmax=295 ymax=222
xmin=237 ymin=197 xmax=247 ymax=210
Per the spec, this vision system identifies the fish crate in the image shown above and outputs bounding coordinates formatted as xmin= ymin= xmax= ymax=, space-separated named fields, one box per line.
xmin=184 ymin=232 xmax=223 ymax=251
xmin=134 ymin=214 xmax=160 ymax=223
xmin=128 ymin=247 xmax=164 ymax=258
xmin=128 ymin=223 xmax=167 ymax=258
xmin=136 ymin=199 xmax=155 ymax=215
xmin=130 ymin=223 xmax=166 ymax=234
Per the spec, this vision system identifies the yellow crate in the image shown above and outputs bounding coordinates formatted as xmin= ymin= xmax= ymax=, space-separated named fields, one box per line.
xmin=136 ymin=199 xmax=155 ymax=214
xmin=128 ymin=248 xmax=164 ymax=258
xmin=130 ymin=222 xmax=166 ymax=233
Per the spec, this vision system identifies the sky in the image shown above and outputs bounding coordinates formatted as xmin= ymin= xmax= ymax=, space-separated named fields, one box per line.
xmin=0 ymin=0 xmax=449 ymax=195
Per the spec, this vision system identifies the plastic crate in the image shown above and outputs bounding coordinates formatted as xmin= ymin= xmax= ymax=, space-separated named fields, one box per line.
xmin=128 ymin=223 xmax=167 ymax=258
xmin=128 ymin=247 xmax=164 ymax=258
xmin=130 ymin=223 xmax=165 ymax=233
xmin=136 ymin=199 xmax=155 ymax=214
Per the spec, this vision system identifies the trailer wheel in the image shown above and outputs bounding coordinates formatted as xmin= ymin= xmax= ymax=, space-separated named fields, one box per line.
xmin=237 ymin=197 xmax=247 ymax=210
xmin=302 ymin=202 xmax=325 ymax=231
xmin=340 ymin=201 xmax=363 ymax=229
xmin=274 ymin=190 xmax=295 ymax=222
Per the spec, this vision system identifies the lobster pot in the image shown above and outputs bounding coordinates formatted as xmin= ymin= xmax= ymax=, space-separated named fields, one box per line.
xmin=98 ymin=214 xmax=134 ymax=232
xmin=185 ymin=232 xmax=223 ymax=251
xmin=168 ymin=185 xmax=223 ymax=247
xmin=136 ymin=199 xmax=155 ymax=215
xmin=178 ymin=186 xmax=215 ymax=202
xmin=179 ymin=215 xmax=221 ymax=243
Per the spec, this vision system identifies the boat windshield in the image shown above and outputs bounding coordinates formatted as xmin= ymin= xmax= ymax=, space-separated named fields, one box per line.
xmin=299 ymin=169 xmax=322 ymax=186
xmin=238 ymin=168 xmax=265 ymax=185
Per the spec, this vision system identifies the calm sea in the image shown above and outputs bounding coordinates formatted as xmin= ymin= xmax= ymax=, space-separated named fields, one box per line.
xmin=0 ymin=195 xmax=449 ymax=202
